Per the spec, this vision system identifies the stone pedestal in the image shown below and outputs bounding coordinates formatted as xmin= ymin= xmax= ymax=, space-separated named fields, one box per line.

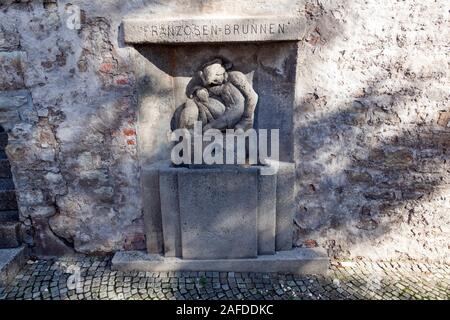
xmin=112 ymin=248 xmax=329 ymax=274
xmin=111 ymin=161 xmax=329 ymax=274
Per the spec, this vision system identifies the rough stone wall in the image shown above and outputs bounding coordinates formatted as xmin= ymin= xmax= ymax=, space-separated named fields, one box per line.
xmin=0 ymin=0 xmax=448 ymax=262
xmin=294 ymin=0 xmax=449 ymax=263
xmin=0 ymin=0 xmax=142 ymax=255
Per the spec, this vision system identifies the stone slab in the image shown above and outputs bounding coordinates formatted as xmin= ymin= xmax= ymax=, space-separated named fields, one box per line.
xmin=123 ymin=16 xmax=306 ymax=44
xmin=141 ymin=163 xmax=165 ymax=254
xmin=275 ymin=162 xmax=295 ymax=251
xmin=257 ymin=172 xmax=276 ymax=255
xmin=111 ymin=248 xmax=329 ymax=275
xmin=159 ymin=168 xmax=182 ymax=257
xmin=0 ymin=221 xmax=20 ymax=248
xmin=178 ymin=167 xmax=258 ymax=259
xmin=0 ymin=246 xmax=27 ymax=287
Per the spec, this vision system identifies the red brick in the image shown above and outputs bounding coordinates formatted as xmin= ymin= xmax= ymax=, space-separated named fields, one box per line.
xmin=99 ymin=62 xmax=114 ymax=73
xmin=123 ymin=128 xmax=136 ymax=136
xmin=115 ymin=75 xmax=129 ymax=85
xmin=304 ymin=239 xmax=318 ymax=248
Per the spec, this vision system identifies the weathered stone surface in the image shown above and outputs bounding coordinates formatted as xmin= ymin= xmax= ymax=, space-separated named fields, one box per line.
xmin=0 ymin=24 xmax=20 ymax=51
xmin=0 ymin=0 xmax=447 ymax=264
xmin=26 ymin=205 xmax=56 ymax=218
xmin=293 ymin=0 xmax=449 ymax=263
xmin=0 ymin=91 xmax=30 ymax=131
xmin=0 ymin=179 xmax=14 ymax=191
xmin=0 ymin=133 xmax=7 ymax=149
xmin=173 ymin=58 xmax=259 ymax=131
xmin=437 ymin=111 xmax=450 ymax=128
xmin=134 ymin=46 xmax=175 ymax=168
xmin=178 ymin=167 xmax=258 ymax=259
xmin=0 ymin=52 xmax=26 ymax=91
xmin=31 ymin=217 xmax=74 ymax=257
xmin=111 ymin=247 xmax=329 ymax=274
xmin=123 ymin=16 xmax=306 ymax=44
xmin=0 ymin=211 xmax=18 ymax=223
xmin=0 ymin=159 xmax=11 ymax=178
xmin=141 ymin=164 xmax=164 ymax=254
xmin=257 ymin=170 xmax=277 ymax=255
xmin=150 ymin=163 xmax=289 ymax=260
xmin=0 ymin=222 xmax=20 ymax=248
xmin=0 ymin=246 xmax=26 ymax=287
xmin=256 ymin=43 xmax=298 ymax=162
xmin=0 ymin=191 xmax=17 ymax=211
xmin=276 ymin=162 xmax=295 ymax=251
xmin=346 ymin=171 xmax=373 ymax=184
xmin=159 ymin=168 xmax=181 ymax=258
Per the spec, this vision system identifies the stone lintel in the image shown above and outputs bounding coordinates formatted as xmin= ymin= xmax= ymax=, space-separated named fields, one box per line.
xmin=111 ymin=248 xmax=329 ymax=275
xmin=123 ymin=16 xmax=306 ymax=44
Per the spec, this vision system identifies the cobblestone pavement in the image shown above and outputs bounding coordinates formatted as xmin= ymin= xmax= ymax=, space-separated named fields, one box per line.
xmin=0 ymin=256 xmax=449 ymax=300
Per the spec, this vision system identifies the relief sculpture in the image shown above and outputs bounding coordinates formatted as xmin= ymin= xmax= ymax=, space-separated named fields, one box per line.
xmin=173 ymin=58 xmax=258 ymax=132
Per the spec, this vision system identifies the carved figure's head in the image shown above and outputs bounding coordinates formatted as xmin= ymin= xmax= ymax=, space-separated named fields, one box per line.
xmin=199 ymin=58 xmax=232 ymax=86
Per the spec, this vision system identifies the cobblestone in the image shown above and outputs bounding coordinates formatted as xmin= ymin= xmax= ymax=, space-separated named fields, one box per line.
xmin=0 ymin=257 xmax=448 ymax=300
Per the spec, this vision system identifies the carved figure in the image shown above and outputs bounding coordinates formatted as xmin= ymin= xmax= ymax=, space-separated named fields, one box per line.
xmin=174 ymin=58 xmax=258 ymax=131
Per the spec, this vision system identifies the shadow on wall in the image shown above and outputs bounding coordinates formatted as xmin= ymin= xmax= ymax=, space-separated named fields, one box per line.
xmin=294 ymin=70 xmax=449 ymax=261
xmin=1 ymin=0 xmax=448 ymax=262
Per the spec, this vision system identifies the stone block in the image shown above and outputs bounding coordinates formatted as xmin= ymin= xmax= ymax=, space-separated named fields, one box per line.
xmin=256 ymin=78 xmax=296 ymax=162
xmin=0 ymin=90 xmax=30 ymax=131
xmin=0 ymin=246 xmax=27 ymax=287
xmin=159 ymin=168 xmax=181 ymax=257
xmin=27 ymin=205 xmax=56 ymax=218
xmin=142 ymin=162 xmax=295 ymax=260
xmin=275 ymin=162 xmax=295 ymax=251
xmin=257 ymin=172 xmax=276 ymax=255
xmin=0 ymin=190 xmax=17 ymax=211
xmin=0 ymin=159 xmax=12 ymax=178
xmin=178 ymin=167 xmax=258 ymax=259
xmin=111 ymin=247 xmax=329 ymax=275
xmin=29 ymin=217 xmax=74 ymax=257
xmin=437 ymin=111 xmax=450 ymax=128
xmin=141 ymin=163 xmax=165 ymax=254
xmin=0 ymin=179 xmax=15 ymax=193
xmin=383 ymin=149 xmax=414 ymax=168
xmin=0 ymin=221 xmax=20 ymax=248
xmin=0 ymin=25 xmax=20 ymax=51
